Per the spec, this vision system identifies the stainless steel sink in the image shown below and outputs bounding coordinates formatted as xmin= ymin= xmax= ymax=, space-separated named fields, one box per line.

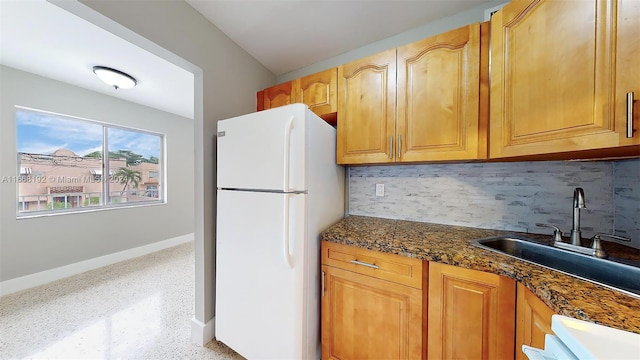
xmin=472 ymin=236 xmax=640 ymax=298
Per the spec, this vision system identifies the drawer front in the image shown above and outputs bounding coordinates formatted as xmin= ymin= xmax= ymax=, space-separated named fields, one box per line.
xmin=321 ymin=241 xmax=423 ymax=289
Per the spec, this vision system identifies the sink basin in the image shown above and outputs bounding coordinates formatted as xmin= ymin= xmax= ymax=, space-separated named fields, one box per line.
xmin=472 ymin=237 xmax=640 ymax=298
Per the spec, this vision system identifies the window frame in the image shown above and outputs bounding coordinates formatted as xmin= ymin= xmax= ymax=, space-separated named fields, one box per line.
xmin=15 ymin=106 xmax=166 ymax=218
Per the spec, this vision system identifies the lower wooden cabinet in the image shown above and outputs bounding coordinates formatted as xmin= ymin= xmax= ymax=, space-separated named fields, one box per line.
xmin=321 ymin=265 xmax=423 ymax=359
xmin=321 ymin=242 xmax=423 ymax=360
xmin=428 ymin=262 xmax=516 ymax=360
xmin=321 ymin=242 xmax=559 ymax=360
xmin=515 ymin=283 xmax=555 ymax=360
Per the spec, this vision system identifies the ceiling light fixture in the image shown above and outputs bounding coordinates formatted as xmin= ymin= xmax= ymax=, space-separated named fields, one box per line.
xmin=92 ymin=66 xmax=137 ymax=90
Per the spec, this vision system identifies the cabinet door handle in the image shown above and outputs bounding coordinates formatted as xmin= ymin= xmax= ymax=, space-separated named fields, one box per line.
xmin=627 ymin=92 xmax=635 ymax=138
xmin=349 ymin=259 xmax=379 ymax=269
xmin=397 ymin=135 xmax=402 ymax=159
xmin=389 ymin=136 xmax=393 ymax=159
xmin=321 ymin=270 xmax=325 ymax=297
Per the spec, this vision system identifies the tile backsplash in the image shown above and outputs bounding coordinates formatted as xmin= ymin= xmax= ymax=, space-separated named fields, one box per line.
xmin=348 ymin=159 xmax=640 ymax=249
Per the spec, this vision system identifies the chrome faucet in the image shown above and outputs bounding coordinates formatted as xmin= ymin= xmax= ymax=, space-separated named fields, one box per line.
xmin=536 ymin=223 xmax=632 ymax=258
xmin=569 ymin=187 xmax=586 ymax=246
xmin=536 ymin=187 xmax=633 ymax=258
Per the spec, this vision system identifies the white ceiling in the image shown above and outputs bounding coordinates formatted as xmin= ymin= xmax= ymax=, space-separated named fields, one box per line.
xmin=186 ymin=0 xmax=497 ymax=76
xmin=0 ymin=0 xmax=195 ymax=119
xmin=1 ymin=0 xmax=496 ymax=119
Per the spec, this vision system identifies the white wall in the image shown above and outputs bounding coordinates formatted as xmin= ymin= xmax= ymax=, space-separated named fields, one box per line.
xmin=78 ymin=0 xmax=275 ymax=341
xmin=0 ymin=65 xmax=195 ymax=279
xmin=277 ymin=1 xmax=505 ymax=83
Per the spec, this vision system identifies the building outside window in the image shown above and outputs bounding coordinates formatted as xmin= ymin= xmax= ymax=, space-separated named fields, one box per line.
xmin=14 ymin=108 xmax=164 ymax=216
xmin=146 ymin=185 xmax=159 ymax=198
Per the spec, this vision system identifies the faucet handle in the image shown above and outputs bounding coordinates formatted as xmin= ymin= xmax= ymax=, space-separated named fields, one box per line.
xmin=591 ymin=233 xmax=631 ymax=243
xmin=590 ymin=233 xmax=632 ymax=259
xmin=536 ymin=223 xmax=564 ymax=242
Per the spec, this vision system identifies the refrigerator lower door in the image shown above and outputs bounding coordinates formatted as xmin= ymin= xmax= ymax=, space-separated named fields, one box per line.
xmin=215 ymin=189 xmax=309 ymax=359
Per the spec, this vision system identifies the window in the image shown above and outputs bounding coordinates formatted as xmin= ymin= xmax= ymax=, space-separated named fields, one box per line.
xmin=146 ymin=185 xmax=159 ymax=198
xmin=15 ymin=108 xmax=164 ymax=216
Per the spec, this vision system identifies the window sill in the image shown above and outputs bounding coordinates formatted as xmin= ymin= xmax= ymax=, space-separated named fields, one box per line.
xmin=16 ymin=200 xmax=166 ymax=219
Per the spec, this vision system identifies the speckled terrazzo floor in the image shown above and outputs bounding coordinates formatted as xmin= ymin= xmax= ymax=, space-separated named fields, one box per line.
xmin=0 ymin=242 xmax=244 ymax=360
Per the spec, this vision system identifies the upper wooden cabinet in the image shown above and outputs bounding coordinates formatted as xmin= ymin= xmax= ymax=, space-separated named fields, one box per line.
xmin=337 ymin=49 xmax=397 ymax=164
xmin=616 ymin=0 xmax=640 ymax=147
xmin=256 ymin=90 xmax=265 ymax=111
xmin=397 ymin=22 xmax=489 ymax=162
xmin=263 ymin=81 xmax=294 ymax=109
xmin=258 ymin=68 xmax=338 ymax=121
xmin=490 ymin=0 xmax=640 ymax=158
xmin=515 ymin=283 xmax=555 ymax=360
xmin=298 ymin=68 xmax=338 ymax=117
xmin=428 ymin=262 xmax=516 ymax=360
xmin=337 ymin=23 xmax=488 ymax=165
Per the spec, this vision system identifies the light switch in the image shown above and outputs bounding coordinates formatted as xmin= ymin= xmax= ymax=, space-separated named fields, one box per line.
xmin=375 ymin=183 xmax=385 ymax=197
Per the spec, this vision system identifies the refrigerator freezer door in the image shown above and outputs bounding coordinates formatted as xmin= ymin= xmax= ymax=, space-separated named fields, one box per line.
xmin=215 ymin=189 xmax=308 ymax=359
xmin=217 ymin=104 xmax=308 ymax=192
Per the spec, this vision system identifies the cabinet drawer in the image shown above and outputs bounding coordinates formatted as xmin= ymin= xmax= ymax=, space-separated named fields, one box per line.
xmin=321 ymin=241 xmax=422 ymax=289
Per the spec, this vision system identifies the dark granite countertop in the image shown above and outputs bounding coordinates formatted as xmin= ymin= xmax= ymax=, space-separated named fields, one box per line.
xmin=321 ymin=215 xmax=640 ymax=334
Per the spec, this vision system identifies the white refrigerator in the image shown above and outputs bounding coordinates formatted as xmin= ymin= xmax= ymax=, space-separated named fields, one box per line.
xmin=215 ymin=104 xmax=345 ymax=359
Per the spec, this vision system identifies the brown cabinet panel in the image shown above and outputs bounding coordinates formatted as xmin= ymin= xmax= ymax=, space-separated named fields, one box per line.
xmin=257 ymin=68 xmax=338 ymax=125
xmin=490 ymin=0 xmax=624 ymax=157
xmin=322 ymin=241 xmax=422 ymax=289
xmin=397 ymin=23 xmax=487 ymax=161
xmin=263 ymin=81 xmax=294 ymax=109
xmin=338 ymin=24 xmax=488 ymax=165
xmin=321 ymin=265 xmax=422 ymax=360
xmin=515 ymin=283 xmax=555 ymax=360
xmin=428 ymin=262 xmax=516 ymax=360
xmin=256 ymin=90 xmax=265 ymax=111
xmin=337 ymin=49 xmax=397 ymax=164
xmin=616 ymin=0 xmax=640 ymax=146
xmin=298 ymin=68 xmax=338 ymax=117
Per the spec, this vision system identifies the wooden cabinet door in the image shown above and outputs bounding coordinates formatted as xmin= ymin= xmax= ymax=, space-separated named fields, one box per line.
xmin=263 ymin=81 xmax=294 ymax=110
xmin=298 ymin=68 xmax=337 ymax=117
xmin=490 ymin=0 xmax=621 ymax=158
xmin=428 ymin=262 xmax=516 ymax=360
xmin=397 ymin=23 xmax=488 ymax=162
xmin=515 ymin=283 xmax=555 ymax=360
xmin=337 ymin=49 xmax=396 ymax=164
xmin=256 ymin=90 xmax=265 ymax=111
xmin=616 ymin=0 xmax=640 ymax=146
xmin=321 ymin=265 xmax=422 ymax=360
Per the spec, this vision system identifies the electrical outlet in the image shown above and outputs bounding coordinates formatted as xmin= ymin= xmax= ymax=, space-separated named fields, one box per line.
xmin=375 ymin=183 xmax=385 ymax=197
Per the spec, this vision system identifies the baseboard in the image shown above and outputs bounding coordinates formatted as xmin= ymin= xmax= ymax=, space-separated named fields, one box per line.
xmin=0 ymin=233 xmax=193 ymax=297
xmin=191 ymin=316 xmax=215 ymax=346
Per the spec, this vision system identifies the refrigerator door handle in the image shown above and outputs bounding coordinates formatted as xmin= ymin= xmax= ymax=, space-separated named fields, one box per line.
xmin=283 ymin=115 xmax=295 ymax=192
xmin=283 ymin=193 xmax=294 ymax=268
